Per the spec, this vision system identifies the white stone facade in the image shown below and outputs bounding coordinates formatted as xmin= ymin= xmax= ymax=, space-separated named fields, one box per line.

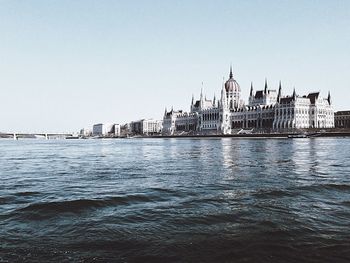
xmin=130 ymin=119 xmax=162 ymax=135
xmin=162 ymin=109 xmax=198 ymax=135
xmin=162 ymin=67 xmax=334 ymax=135
xmin=273 ymin=92 xmax=334 ymax=129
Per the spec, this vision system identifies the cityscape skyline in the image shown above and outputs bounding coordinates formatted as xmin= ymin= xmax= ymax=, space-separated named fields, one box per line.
xmin=0 ymin=1 xmax=349 ymax=132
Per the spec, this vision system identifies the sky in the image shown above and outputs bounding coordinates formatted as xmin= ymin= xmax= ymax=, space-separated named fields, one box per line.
xmin=0 ymin=0 xmax=349 ymax=133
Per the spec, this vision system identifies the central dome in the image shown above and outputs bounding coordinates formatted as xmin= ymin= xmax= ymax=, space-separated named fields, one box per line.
xmin=225 ymin=67 xmax=241 ymax=92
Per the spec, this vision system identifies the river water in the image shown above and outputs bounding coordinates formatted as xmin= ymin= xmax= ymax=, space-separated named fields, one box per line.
xmin=1 ymin=138 xmax=350 ymax=262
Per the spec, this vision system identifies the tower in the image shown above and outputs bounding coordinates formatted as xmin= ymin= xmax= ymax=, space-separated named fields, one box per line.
xmin=224 ymin=66 xmax=241 ymax=109
xmin=249 ymin=82 xmax=254 ymax=105
xmin=327 ymin=91 xmax=331 ymax=105
xmin=277 ymin=81 xmax=282 ymax=103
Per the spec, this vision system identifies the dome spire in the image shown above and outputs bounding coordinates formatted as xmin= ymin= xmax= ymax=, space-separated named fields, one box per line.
xmin=229 ymin=65 xmax=233 ymax=79
xmin=264 ymin=78 xmax=268 ymax=94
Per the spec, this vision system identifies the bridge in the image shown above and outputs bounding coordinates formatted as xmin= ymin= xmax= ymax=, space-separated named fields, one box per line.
xmin=0 ymin=133 xmax=74 ymax=140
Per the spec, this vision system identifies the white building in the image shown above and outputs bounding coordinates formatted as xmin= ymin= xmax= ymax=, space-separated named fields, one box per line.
xmin=273 ymin=91 xmax=334 ymax=129
xmin=163 ymin=66 xmax=334 ymax=135
xmin=130 ymin=119 xmax=162 ymax=135
xmin=162 ymin=109 xmax=198 ymax=135
xmin=79 ymin=128 xmax=92 ymax=136
xmin=114 ymin=124 xmax=121 ymax=137
xmin=92 ymin=123 xmax=116 ymax=136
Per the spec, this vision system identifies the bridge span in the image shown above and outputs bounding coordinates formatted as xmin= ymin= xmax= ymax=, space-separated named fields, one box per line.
xmin=0 ymin=133 xmax=73 ymax=140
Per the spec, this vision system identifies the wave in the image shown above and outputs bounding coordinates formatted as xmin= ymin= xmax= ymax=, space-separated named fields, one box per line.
xmin=15 ymin=191 xmax=41 ymax=197
xmin=252 ymin=189 xmax=296 ymax=198
xmin=17 ymin=194 xmax=163 ymax=215
xmin=0 ymin=196 xmax=15 ymax=205
xmin=254 ymin=184 xmax=350 ymax=199
xmin=299 ymin=183 xmax=350 ymax=192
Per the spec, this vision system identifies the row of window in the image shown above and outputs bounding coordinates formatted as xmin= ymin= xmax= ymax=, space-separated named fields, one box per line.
xmin=202 ymin=124 xmax=218 ymax=129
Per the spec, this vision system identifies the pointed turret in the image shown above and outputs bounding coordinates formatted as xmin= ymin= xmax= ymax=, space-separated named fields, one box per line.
xmin=250 ymin=82 xmax=254 ymax=97
xmin=164 ymin=107 xmax=167 ymax=116
xmin=277 ymin=81 xmax=282 ymax=102
xmin=264 ymin=78 xmax=268 ymax=94
xmin=327 ymin=91 xmax=331 ymax=105
xmin=200 ymin=82 xmax=204 ymax=108
xmin=191 ymin=94 xmax=194 ymax=106
xmin=213 ymin=94 xmax=216 ymax=107
xmin=220 ymin=79 xmax=227 ymax=109
xmin=292 ymin=87 xmax=296 ymax=99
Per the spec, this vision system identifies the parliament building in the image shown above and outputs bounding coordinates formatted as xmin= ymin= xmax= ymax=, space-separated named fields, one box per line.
xmin=162 ymin=67 xmax=334 ymax=135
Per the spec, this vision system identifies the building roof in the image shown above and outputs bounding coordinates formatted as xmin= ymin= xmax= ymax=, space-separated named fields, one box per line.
xmin=335 ymin=111 xmax=350 ymax=115
xmin=280 ymin=97 xmax=294 ymax=104
xmin=255 ymin=90 xmax=264 ymax=99
xmin=307 ymin=92 xmax=320 ymax=104
xmin=224 ymin=67 xmax=240 ymax=93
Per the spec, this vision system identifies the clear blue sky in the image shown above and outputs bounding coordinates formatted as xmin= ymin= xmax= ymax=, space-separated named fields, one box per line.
xmin=0 ymin=0 xmax=349 ymax=132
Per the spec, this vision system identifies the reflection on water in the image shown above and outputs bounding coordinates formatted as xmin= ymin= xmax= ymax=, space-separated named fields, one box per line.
xmin=1 ymin=138 xmax=350 ymax=262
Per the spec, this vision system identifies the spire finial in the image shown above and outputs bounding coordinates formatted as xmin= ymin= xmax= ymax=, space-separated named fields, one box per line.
xmin=200 ymin=82 xmax=204 ymax=98
xmin=277 ymin=81 xmax=282 ymax=102
xmin=250 ymin=82 xmax=253 ymax=96
xmin=229 ymin=65 xmax=233 ymax=78
xmin=264 ymin=78 xmax=268 ymax=94
xmin=292 ymin=87 xmax=296 ymax=99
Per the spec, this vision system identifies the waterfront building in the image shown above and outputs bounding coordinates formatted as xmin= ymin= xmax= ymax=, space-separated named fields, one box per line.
xmin=92 ymin=123 xmax=116 ymax=136
xmin=162 ymin=109 xmax=198 ymax=135
xmin=130 ymin=119 xmax=162 ymax=135
xmin=114 ymin=124 xmax=121 ymax=137
xmin=163 ymin=66 xmax=334 ymax=135
xmin=79 ymin=128 xmax=92 ymax=137
xmin=335 ymin=111 xmax=350 ymax=128
xmin=273 ymin=91 xmax=334 ymax=129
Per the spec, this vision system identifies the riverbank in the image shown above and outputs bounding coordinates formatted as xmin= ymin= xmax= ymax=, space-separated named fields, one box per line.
xmin=142 ymin=131 xmax=350 ymax=139
xmin=2 ymin=130 xmax=350 ymax=140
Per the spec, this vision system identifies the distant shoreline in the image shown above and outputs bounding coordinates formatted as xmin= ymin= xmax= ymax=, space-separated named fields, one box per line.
xmin=1 ymin=131 xmax=350 ymax=140
xmin=140 ymin=132 xmax=350 ymax=139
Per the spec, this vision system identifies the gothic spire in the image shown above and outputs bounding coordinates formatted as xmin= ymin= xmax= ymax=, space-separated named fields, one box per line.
xmin=327 ymin=91 xmax=331 ymax=105
xmin=229 ymin=65 xmax=233 ymax=79
xmin=264 ymin=78 xmax=268 ymax=94
xmin=277 ymin=81 xmax=282 ymax=102
xmin=200 ymin=83 xmax=203 ymax=99
xmin=292 ymin=87 xmax=296 ymax=99
xmin=250 ymin=82 xmax=253 ymax=97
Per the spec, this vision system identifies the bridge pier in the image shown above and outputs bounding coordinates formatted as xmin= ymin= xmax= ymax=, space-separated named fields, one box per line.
xmin=13 ymin=133 xmax=17 ymax=140
xmin=45 ymin=133 xmax=48 ymax=140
